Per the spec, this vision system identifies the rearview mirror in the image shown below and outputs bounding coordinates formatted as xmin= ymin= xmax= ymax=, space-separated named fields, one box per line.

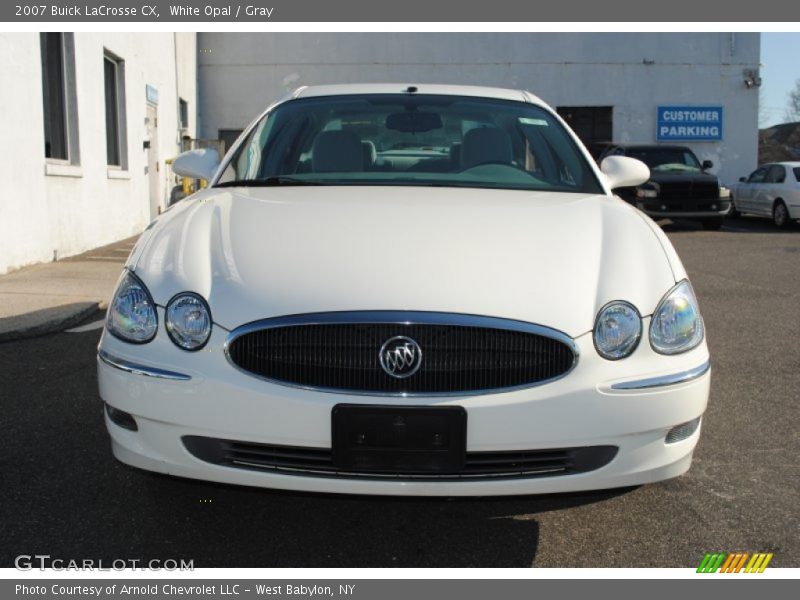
xmin=172 ymin=148 xmax=220 ymax=181
xmin=385 ymin=111 xmax=443 ymax=133
xmin=599 ymin=156 xmax=650 ymax=189
xmin=739 ymin=176 xmax=747 ymax=183
xmin=702 ymin=159 xmax=714 ymax=170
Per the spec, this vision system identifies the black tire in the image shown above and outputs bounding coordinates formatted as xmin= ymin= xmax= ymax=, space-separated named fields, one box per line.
xmin=773 ymin=200 xmax=790 ymax=229
xmin=702 ymin=217 xmax=724 ymax=230
xmin=728 ymin=196 xmax=740 ymax=218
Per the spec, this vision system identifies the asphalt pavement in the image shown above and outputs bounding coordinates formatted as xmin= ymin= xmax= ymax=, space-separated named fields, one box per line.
xmin=0 ymin=215 xmax=798 ymax=568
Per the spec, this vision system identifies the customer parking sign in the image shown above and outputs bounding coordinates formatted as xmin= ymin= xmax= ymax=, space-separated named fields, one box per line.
xmin=657 ymin=106 xmax=723 ymax=141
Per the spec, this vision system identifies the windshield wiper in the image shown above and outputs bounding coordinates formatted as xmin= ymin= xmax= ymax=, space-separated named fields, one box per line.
xmin=215 ymin=176 xmax=324 ymax=188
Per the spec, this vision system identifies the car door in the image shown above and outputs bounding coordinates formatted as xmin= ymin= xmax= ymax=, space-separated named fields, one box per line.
xmin=791 ymin=166 xmax=800 ymax=211
xmin=762 ymin=165 xmax=787 ymax=215
xmin=738 ymin=167 xmax=767 ymax=213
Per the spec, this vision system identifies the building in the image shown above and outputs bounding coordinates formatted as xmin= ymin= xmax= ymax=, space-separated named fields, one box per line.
xmin=198 ymin=32 xmax=760 ymax=184
xmin=0 ymin=33 xmax=196 ymax=275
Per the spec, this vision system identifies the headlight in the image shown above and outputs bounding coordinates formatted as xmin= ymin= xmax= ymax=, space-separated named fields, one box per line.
xmin=106 ymin=271 xmax=157 ymax=343
xmin=650 ymin=280 xmax=704 ymax=355
xmin=165 ymin=293 xmax=212 ymax=351
xmin=593 ymin=301 xmax=642 ymax=360
xmin=719 ymin=186 xmax=731 ymax=199
xmin=636 ymin=183 xmax=659 ymax=199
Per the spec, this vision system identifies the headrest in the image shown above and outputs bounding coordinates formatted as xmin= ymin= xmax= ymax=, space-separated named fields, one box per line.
xmin=461 ymin=127 xmax=512 ymax=170
xmin=312 ymin=131 xmax=364 ymax=172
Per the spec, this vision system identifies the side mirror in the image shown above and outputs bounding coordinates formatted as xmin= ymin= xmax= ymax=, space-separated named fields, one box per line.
xmin=739 ymin=176 xmax=747 ymax=183
xmin=702 ymin=159 xmax=714 ymax=170
xmin=599 ymin=156 xmax=650 ymax=189
xmin=172 ymin=148 xmax=220 ymax=182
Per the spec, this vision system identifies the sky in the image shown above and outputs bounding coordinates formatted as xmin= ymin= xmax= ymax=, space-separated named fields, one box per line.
xmin=759 ymin=33 xmax=800 ymax=127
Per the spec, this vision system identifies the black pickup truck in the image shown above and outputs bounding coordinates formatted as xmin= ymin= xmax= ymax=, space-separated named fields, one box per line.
xmin=597 ymin=143 xmax=731 ymax=230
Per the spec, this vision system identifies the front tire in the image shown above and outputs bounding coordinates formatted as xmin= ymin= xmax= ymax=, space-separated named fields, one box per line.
xmin=702 ymin=217 xmax=724 ymax=230
xmin=773 ymin=200 xmax=790 ymax=229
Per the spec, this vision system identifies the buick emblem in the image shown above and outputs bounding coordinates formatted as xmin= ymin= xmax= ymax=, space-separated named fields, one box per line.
xmin=379 ymin=336 xmax=423 ymax=379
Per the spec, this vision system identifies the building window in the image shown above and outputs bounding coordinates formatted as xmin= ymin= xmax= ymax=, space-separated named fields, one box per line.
xmin=179 ymin=98 xmax=189 ymax=130
xmin=557 ymin=106 xmax=613 ymax=156
xmin=103 ymin=52 xmax=127 ymax=167
xmin=40 ymin=32 xmax=79 ymax=163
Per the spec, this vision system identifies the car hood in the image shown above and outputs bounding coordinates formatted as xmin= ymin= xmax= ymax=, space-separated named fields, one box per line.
xmin=130 ymin=186 xmax=678 ymax=338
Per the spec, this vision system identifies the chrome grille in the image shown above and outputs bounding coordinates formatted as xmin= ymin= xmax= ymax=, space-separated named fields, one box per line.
xmin=224 ymin=312 xmax=577 ymax=395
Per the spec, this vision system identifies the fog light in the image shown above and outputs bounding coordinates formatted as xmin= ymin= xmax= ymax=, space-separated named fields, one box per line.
xmin=105 ymin=403 xmax=138 ymax=431
xmin=665 ymin=417 xmax=700 ymax=444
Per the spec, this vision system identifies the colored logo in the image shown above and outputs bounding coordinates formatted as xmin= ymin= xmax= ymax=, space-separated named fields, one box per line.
xmin=697 ymin=552 xmax=773 ymax=573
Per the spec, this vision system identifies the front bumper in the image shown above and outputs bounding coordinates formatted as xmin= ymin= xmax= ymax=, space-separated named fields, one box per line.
xmin=636 ymin=199 xmax=730 ymax=219
xmin=97 ymin=311 xmax=710 ymax=496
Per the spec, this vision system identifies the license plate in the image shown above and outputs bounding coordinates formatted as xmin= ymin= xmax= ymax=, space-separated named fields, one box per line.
xmin=332 ymin=404 xmax=467 ymax=474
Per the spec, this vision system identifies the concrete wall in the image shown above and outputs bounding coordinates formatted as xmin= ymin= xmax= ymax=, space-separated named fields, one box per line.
xmin=198 ymin=32 xmax=759 ymax=185
xmin=0 ymin=32 xmax=196 ymax=275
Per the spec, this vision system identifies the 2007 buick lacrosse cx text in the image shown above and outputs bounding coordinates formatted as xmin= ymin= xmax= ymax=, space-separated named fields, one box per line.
xmin=97 ymin=84 xmax=710 ymax=496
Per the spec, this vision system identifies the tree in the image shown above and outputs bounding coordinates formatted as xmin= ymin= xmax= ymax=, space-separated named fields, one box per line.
xmin=786 ymin=79 xmax=800 ymax=123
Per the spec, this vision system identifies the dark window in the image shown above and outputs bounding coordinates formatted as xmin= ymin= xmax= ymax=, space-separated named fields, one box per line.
xmin=557 ymin=106 xmax=613 ymax=148
xmin=179 ymin=98 xmax=189 ymax=129
xmin=104 ymin=55 xmax=122 ymax=166
xmin=748 ymin=167 xmax=767 ymax=184
xmin=218 ymin=129 xmax=244 ymax=155
xmin=41 ymin=33 xmax=67 ymax=160
xmin=766 ymin=165 xmax=786 ymax=183
xmin=794 ymin=167 xmax=800 ymax=182
xmin=622 ymin=147 xmax=702 ymax=171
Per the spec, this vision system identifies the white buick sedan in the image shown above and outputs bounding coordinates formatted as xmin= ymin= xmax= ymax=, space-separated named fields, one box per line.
xmin=98 ymin=84 xmax=710 ymax=496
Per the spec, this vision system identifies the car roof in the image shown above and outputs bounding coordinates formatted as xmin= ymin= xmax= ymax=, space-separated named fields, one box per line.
xmin=292 ymin=83 xmax=543 ymax=105
xmin=755 ymin=162 xmax=800 ymax=168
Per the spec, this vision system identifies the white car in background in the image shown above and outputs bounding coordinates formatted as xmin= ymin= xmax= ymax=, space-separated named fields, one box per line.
xmin=97 ymin=84 xmax=710 ymax=496
xmin=730 ymin=162 xmax=800 ymax=228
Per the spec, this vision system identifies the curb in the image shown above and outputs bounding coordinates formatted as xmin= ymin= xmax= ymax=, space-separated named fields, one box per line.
xmin=0 ymin=302 xmax=102 ymax=343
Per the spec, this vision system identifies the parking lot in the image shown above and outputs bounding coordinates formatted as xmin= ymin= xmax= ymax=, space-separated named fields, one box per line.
xmin=1 ymin=215 xmax=798 ymax=568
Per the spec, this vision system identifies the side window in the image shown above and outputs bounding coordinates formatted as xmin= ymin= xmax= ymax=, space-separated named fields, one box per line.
xmin=41 ymin=32 xmax=80 ymax=164
xmin=217 ymin=125 xmax=261 ymax=183
xmin=683 ymin=152 xmax=695 ymax=165
xmin=766 ymin=165 xmax=786 ymax=184
xmin=103 ymin=51 xmax=127 ymax=168
xmin=217 ymin=115 xmax=278 ymax=182
xmin=179 ymin=98 xmax=189 ymax=131
xmin=748 ymin=167 xmax=767 ymax=184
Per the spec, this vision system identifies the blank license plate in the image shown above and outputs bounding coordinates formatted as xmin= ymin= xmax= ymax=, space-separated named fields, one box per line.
xmin=332 ymin=404 xmax=467 ymax=474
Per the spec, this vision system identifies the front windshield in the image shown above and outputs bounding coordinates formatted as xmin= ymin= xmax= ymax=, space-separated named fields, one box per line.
xmin=623 ymin=147 xmax=702 ymax=173
xmin=216 ymin=94 xmax=603 ymax=194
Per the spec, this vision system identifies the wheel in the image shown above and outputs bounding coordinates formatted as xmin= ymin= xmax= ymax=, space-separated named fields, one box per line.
xmin=702 ymin=217 xmax=724 ymax=230
xmin=728 ymin=195 xmax=740 ymax=218
xmin=773 ymin=200 xmax=790 ymax=229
